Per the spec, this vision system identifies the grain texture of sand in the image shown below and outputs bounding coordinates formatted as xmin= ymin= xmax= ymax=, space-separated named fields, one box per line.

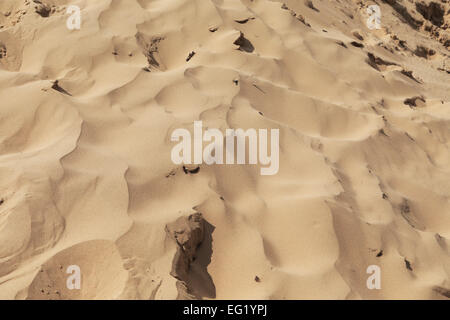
xmin=0 ymin=0 xmax=449 ymax=300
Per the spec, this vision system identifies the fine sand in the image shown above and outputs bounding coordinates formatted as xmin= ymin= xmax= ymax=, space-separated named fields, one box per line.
xmin=0 ymin=0 xmax=449 ymax=299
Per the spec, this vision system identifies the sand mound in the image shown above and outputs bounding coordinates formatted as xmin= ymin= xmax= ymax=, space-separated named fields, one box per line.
xmin=0 ymin=0 xmax=449 ymax=300
xmin=26 ymin=240 xmax=128 ymax=300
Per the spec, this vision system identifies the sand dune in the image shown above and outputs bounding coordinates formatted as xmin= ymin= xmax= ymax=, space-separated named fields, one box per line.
xmin=0 ymin=0 xmax=449 ymax=300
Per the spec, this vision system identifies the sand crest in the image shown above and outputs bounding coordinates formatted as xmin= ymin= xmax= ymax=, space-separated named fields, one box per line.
xmin=0 ymin=0 xmax=449 ymax=300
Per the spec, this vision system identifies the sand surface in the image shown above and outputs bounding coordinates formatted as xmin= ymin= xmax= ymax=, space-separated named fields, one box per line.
xmin=0 ymin=0 xmax=449 ymax=299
